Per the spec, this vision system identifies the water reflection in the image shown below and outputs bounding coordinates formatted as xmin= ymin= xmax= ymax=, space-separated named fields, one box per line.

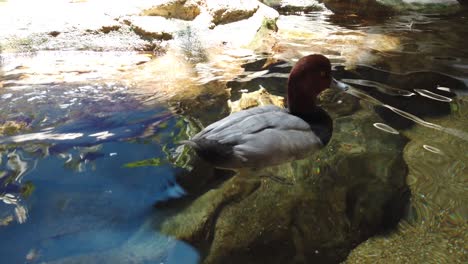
xmin=414 ymin=88 xmax=453 ymax=102
xmin=341 ymin=78 xmax=415 ymax=97
xmin=422 ymin=144 xmax=443 ymax=154
xmin=373 ymin=122 xmax=400 ymax=134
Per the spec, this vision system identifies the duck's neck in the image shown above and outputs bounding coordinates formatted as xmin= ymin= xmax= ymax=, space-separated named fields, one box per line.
xmin=289 ymin=105 xmax=323 ymax=120
xmin=292 ymin=106 xmax=333 ymax=146
xmin=287 ymin=92 xmax=319 ymax=116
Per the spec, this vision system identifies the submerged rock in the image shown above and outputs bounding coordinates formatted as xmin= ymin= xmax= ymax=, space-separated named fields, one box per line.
xmin=346 ymin=96 xmax=468 ymax=263
xmin=228 ymin=86 xmax=285 ymax=113
xmin=157 ymin=89 xmax=410 ymax=264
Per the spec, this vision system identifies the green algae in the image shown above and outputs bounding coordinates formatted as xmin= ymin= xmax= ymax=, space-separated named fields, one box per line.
xmin=123 ymin=158 xmax=163 ymax=168
xmin=0 ymin=121 xmax=28 ymax=136
xmin=20 ymin=181 xmax=35 ymax=198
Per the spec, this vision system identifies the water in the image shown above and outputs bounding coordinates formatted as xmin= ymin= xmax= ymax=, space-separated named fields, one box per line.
xmin=0 ymin=84 xmax=200 ymax=263
xmin=1 ymin=8 xmax=467 ymax=264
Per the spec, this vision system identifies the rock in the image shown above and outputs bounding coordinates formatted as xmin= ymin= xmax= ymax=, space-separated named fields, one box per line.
xmin=204 ymin=0 xmax=260 ymax=25
xmin=322 ymin=0 xmax=461 ymax=16
xmin=140 ymin=0 xmax=201 ymax=20
xmin=100 ymin=22 xmax=122 ymax=34
xmin=157 ymin=89 xmax=410 ymax=264
xmin=134 ymin=0 xmax=267 ymax=27
xmin=317 ymin=87 xmax=361 ymax=118
xmin=321 ymin=0 xmax=396 ymax=16
xmin=261 ymin=0 xmax=326 ymax=14
xmin=228 ymin=86 xmax=285 ymax=113
xmin=382 ymin=0 xmax=461 ymax=13
xmin=75 ymin=16 xmax=122 ymax=34
xmin=345 ymin=96 xmax=468 ymax=263
xmin=123 ymin=16 xmax=188 ymax=40
xmin=195 ymin=3 xmax=279 ymax=49
xmin=246 ymin=16 xmax=279 ymax=53
xmin=345 ymin=219 xmax=468 ymax=263
xmin=0 ymin=0 xmax=280 ymax=52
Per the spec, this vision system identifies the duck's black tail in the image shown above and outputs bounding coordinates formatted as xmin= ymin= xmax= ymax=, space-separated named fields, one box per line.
xmin=180 ymin=139 xmax=234 ymax=166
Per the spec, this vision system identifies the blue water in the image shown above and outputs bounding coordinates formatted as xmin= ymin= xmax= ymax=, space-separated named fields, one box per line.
xmin=0 ymin=84 xmax=199 ymax=263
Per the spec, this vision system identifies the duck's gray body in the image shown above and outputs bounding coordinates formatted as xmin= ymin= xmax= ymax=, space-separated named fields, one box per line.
xmin=184 ymin=105 xmax=331 ymax=169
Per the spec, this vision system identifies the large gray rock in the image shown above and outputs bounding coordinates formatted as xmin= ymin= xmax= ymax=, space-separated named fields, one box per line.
xmin=157 ymin=90 xmax=410 ymax=264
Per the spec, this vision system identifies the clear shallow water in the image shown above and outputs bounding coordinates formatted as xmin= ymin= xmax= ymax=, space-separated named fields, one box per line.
xmin=0 ymin=8 xmax=467 ymax=264
xmin=0 ymin=84 xmax=200 ymax=263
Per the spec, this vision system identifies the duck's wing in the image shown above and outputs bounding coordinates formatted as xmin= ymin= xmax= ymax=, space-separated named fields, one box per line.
xmin=189 ymin=106 xmax=323 ymax=168
xmin=193 ymin=105 xmax=287 ymax=140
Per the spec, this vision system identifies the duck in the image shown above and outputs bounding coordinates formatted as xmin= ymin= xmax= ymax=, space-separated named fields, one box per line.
xmin=182 ymin=54 xmax=347 ymax=169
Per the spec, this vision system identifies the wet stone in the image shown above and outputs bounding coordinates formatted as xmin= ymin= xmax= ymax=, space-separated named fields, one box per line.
xmin=140 ymin=0 xmax=201 ymax=20
xmin=123 ymin=16 xmax=187 ymax=40
xmin=346 ymin=96 xmax=468 ymax=264
xmin=322 ymin=0 xmax=461 ymax=16
xmin=261 ymin=0 xmax=326 ymax=14
xmin=205 ymin=0 xmax=260 ymax=25
xmin=228 ymin=87 xmax=285 ymax=113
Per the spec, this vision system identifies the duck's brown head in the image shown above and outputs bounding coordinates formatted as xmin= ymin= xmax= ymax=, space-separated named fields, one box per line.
xmin=287 ymin=54 xmax=332 ymax=115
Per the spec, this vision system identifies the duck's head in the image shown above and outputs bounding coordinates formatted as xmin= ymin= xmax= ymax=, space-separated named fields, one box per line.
xmin=287 ymin=54 xmax=345 ymax=115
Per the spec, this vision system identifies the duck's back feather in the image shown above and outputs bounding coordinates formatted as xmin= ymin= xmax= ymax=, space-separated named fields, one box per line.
xmin=187 ymin=105 xmax=329 ymax=169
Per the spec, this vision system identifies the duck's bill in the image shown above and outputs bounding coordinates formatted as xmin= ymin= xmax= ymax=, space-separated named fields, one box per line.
xmin=330 ymin=78 xmax=350 ymax=91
